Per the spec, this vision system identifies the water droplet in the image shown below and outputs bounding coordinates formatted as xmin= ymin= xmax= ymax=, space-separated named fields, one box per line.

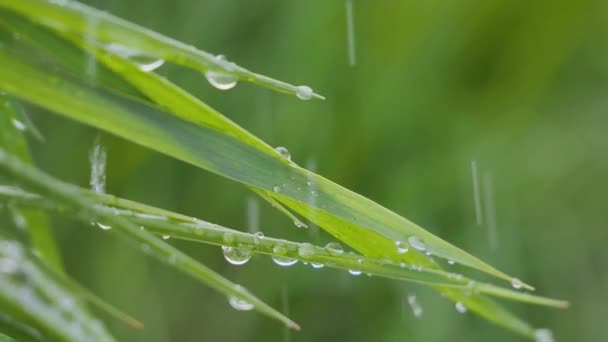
xmin=96 ymin=223 xmax=111 ymax=230
xmin=425 ymin=251 xmax=432 ymax=256
xmin=162 ymin=234 xmax=171 ymax=240
xmin=407 ymin=236 xmax=426 ymax=252
xmin=274 ymin=146 xmax=291 ymax=160
xmin=295 ymin=85 xmax=313 ymax=100
xmin=205 ymin=70 xmax=237 ymax=90
xmin=325 ymin=242 xmax=344 ymax=255
xmin=253 ymin=231 xmax=264 ymax=244
xmin=407 ymin=294 xmax=423 ymax=317
xmin=511 ymin=277 xmax=523 ymax=289
xmin=455 ymin=302 xmax=467 ymax=313
xmin=273 ymin=244 xmax=287 ymax=255
xmin=297 ymin=243 xmax=315 ymax=259
xmin=105 ymin=43 xmax=164 ymax=72
xmin=222 ymin=246 xmax=252 ymax=266
xmin=272 ymin=256 xmax=298 ymax=267
xmin=11 ymin=119 xmax=26 ymax=131
xmin=311 ymin=262 xmax=324 ymax=269
xmin=395 ymin=240 xmax=409 ymax=254
xmin=306 ymin=181 xmax=313 ymax=187
xmin=273 ymin=185 xmax=281 ymax=193
xmin=534 ymin=329 xmax=554 ymax=342
xmin=294 ymin=220 xmax=305 ymax=228
xmin=311 ymin=190 xmax=318 ymax=197
xmin=229 ymin=296 xmax=254 ymax=311
xmin=348 ymin=269 xmax=362 ymax=276
xmin=447 ymin=259 xmax=455 ymax=265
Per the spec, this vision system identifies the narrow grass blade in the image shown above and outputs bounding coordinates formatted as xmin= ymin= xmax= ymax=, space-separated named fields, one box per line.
xmin=0 ymin=148 xmax=300 ymax=331
xmin=0 ymin=0 xmax=324 ymax=100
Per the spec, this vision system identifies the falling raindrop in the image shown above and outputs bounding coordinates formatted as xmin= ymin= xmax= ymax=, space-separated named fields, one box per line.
xmin=275 ymin=146 xmax=291 ymax=160
xmin=455 ymin=302 xmax=467 ymax=313
xmin=295 ymin=86 xmax=313 ymax=100
xmin=89 ymin=137 xmax=106 ymax=194
xmin=325 ymin=242 xmax=344 ymax=255
xmin=345 ymin=0 xmax=356 ymax=67
xmin=348 ymin=269 xmax=362 ymax=276
xmin=534 ymin=329 xmax=554 ymax=342
xmin=471 ymin=160 xmax=483 ymax=225
xmin=407 ymin=236 xmax=426 ymax=252
xmin=482 ymin=173 xmax=498 ymax=250
xmin=222 ymin=246 xmax=252 ymax=266
xmin=395 ymin=241 xmax=409 ymax=254
xmin=407 ymin=294 xmax=423 ymax=318
xmin=246 ymin=196 xmax=259 ymax=233
xmin=511 ymin=278 xmax=523 ymax=290
xmin=229 ymin=296 xmax=254 ymax=311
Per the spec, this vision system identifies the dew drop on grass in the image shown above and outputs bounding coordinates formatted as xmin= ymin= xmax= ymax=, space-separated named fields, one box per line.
xmin=447 ymin=259 xmax=455 ymax=265
xmin=253 ymin=231 xmax=264 ymax=244
xmin=274 ymin=146 xmax=291 ymax=160
xmin=511 ymin=277 xmax=523 ymax=289
xmin=407 ymin=294 xmax=423 ymax=318
xmin=407 ymin=236 xmax=426 ymax=252
xmin=534 ymin=329 xmax=554 ymax=342
xmin=325 ymin=242 xmax=344 ymax=255
xmin=105 ymin=43 xmax=165 ymax=72
xmin=162 ymin=234 xmax=171 ymax=240
xmin=11 ymin=119 xmax=26 ymax=131
xmin=455 ymin=302 xmax=467 ymax=313
xmin=294 ymin=220 xmax=305 ymax=228
xmin=273 ymin=185 xmax=281 ymax=193
xmin=272 ymin=256 xmax=298 ymax=267
xmin=395 ymin=240 xmax=409 ymax=254
xmin=295 ymin=86 xmax=313 ymax=100
xmin=96 ymin=223 xmax=111 ymax=231
xmin=297 ymin=243 xmax=315 ymax=259
xmin=311 ymin=263 xmax=324 ymax=269
xmin=348 ymin=269 xmax=362 ymax=276
xmin=229 ymin=296 xmax=254 ymax=311
xmin=222 ymin=246 xmax=252 ymax=266
xmin=311 ymin=190 xmax=318 ymax=197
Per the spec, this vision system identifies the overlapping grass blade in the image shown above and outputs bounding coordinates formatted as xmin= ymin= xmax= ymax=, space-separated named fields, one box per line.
xmin=0 ymin=148 xmax=299 ymax=331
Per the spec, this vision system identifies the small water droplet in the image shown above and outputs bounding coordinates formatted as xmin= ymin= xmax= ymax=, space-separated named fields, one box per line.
xmin=273 ymin=185 xmax=281 ymax=193
xmin=229 ymin=296 xmax=254 ymax=311
xmin=311 ymin=262 xmax=324 ymax=269
xmin=295 ymin=85 xmax=313 ymax=100
xmin=306 ymin=181 xmax=313 ymax=187
xmin=96 ymin=223 xmax=111 ymax=230
xmin=455 ymin=302 xmax=467 ymax=313
xmin=325 ymin=242 xmax=344 ymax=255
xmin=162 ymin=234 xmax=171 ymax=240
xmin=105 ymin=43 xmax=164 ymax=72
xmin=511 ymin=277 xmax=523 ymax=289
xmin=294 ymin=220 xmax=305 ymax=228
xmin=534 ymin=329 xmax=554 ymax=342
xmin=11 ymin=119 xmax=26 ymax=131
xmin=447 ymin=259 xmax=455 ymax=265
xmin=395 ymin=240 xmax=409 ymax=254
xmin=253 ymin=231 xmax=264 ymax=244
xmin=407 ymin=236 xmax=426 ymax=252
xmin=222 ymin=246 xmax=252 ymax=266
xmin=297 ymin=243 xmax=315 ymax=259
xmin=425 ymin=251 xmax=432 ymax=256
xmin=311 ymin=190 xmax=318 ymax=197
xmin=274 ymin=146 xmax=291 ymax=160
xmin=348 ymin=269 xmax=362 ymax=276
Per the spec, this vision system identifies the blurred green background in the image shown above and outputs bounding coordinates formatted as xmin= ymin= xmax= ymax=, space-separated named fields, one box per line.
xmin=20 ymin=0 xmax=608 ymax=340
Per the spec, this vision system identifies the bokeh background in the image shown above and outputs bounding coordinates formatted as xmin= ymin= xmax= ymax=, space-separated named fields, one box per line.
xmin=21 ymin=0 xmax=608 ymax=341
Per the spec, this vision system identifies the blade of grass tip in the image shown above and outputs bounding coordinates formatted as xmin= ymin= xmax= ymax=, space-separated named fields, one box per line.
xmin=0 ymin=185 xmax=569 ymax=309
xmin=0 ymin=0 xmax=325 ymax=101
xmin=0 ymin=148 xmax=300 ymax=331
xmin=0 ymin=94 xmax=63 ymax=272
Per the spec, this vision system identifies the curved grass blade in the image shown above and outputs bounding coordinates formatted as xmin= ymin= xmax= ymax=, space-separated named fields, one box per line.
xmin=0 ymin=312 xmax=43 ymax=342
xmin=0 ymin=149 xmax=300 ymax=331
xmin=0 ymin=185 xmax=569 ymax=309
xmin=0 ymin=236 xmax=115 ymax=342
xmin=0 ymin=0 xmax=324 ymax=100
xmin=0 ymin=94 xmax=62 ymax=271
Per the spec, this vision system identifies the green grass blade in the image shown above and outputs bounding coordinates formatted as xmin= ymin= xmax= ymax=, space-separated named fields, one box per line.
xmin=0 ymin=236 xmax=115 ymax=342
xmin=0 ymin=95 xmax=63 ymax=271
xmin=0 ymin=185 xmax=569 ymax=309
xmin=0 ymin=0 xmax=324 ymax=100
xmin=0 ymin=148 xmax=300 ymax=331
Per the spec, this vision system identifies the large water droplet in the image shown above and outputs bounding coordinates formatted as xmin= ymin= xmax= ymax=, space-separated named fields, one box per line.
xmin=272 ymin=256 xmax=298 ymax=267
xmin=295 ymin=85 xmax=313 ymax=100
xmin=205 ymin=56 xmax=238 ymax=91
xmin=297 ymin=243 xmax=315 ymax=259
xmin=407 ymin=236 xmax=426 ymax=252
xmin=311 ymin=262 xmax=324 ymax=269
xmin=395 ymin=240 xmax=409 ymax=254
xmin=348 ymin=269 xmax=362 ymax=276
xmin=455 ymin=302 xmax=467 ymax=313
xmin=275 ymin=146 xmax=291 ymax=160
xmin=229 ymin=296 xmax=254 ymax=311
xmin=534 ymin=329 xmax=554 ymax=342
xmin=511 ymin=277 xmax=523 ymax=290
xmin=325 ymin=242 xmax=344 ymax=255
xmin=105 ymin=43 xmax=164 ymax=72
xmin=222 ymin=246 xmax=252 ymax=266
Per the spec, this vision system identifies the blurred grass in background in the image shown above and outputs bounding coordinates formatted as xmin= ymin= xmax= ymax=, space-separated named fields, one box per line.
xmin=24 ymin=0 xmax=608 ymax=340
